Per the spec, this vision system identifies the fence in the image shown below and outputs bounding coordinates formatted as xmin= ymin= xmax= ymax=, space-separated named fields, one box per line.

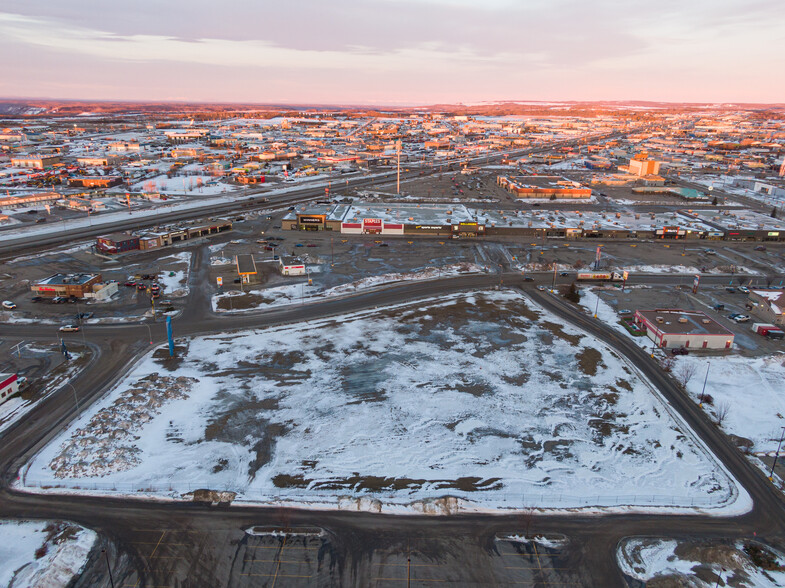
xmin=19 ymin=480 xmax=729 ymax=510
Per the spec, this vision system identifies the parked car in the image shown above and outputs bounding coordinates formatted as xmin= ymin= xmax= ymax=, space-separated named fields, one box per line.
xmin=306 ymin=244 xmax=318 ymax=248
xmin=559 ymin=272 xmax=569 ymax=277
xmin=704 ymin=249 xmax=717 ymax=255
xmin=51 ymin=296 xmax=66 ymax=304
xmin=2 ymin=300 xmax=16 ymax=310
xmin=59 ymin=325 xmax=80 ymax=332
xmin=618 ymin=309 xmax=632 ymax=315
xmin=713 ymin=303 xmax=725 ymax=311
xmin=264 ymin=246 xmax=273 ymax=251
xmin=31 ymin=296 xmax=42 ymax=303
xmin=725 ymin=287 xmax=736 ymax=293
xmin=77 ymin=312 xmax=93 ymax=319
xmin=671 ymin=347 xmax=689 ymax=356
xmin=35 ymin=217 xmax=47 ymax=224
xmin=730 ymin=314 xmax=750 ymax=323
xmin=739 ymin=286 xmax=750 ymax=293
xmin=755 ymin=246 xmax=767 ymax=251
xmin=295 ymin=243 xmax=304 ymax=247
xmin=537 ymin=285 xmax=546 ymax=291
xmin=124 ymin=281 xmax=136 ymax=287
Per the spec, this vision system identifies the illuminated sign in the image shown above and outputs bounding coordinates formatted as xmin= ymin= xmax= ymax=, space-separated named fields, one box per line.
xmin=459 ymin=222 xmax=478 ymax=227
xmin=415 ymin=225 xmax=445 ymax=230
xmin=768 ymin=231 xmax=780 ymax=236
xmin=363 ymin=218 xmax=382 ymax=226
xmin=299 ymin=216 xmax=323 ymax=224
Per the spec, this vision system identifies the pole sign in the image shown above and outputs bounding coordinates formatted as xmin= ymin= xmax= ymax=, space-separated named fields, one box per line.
xmin=166 ymin=316 xmax=174 ymax=357
xmin=692 ymin=273 xmax=701 ymax=294
xmin=595 ymin=246 xmax=602 ymax=270
xmin=622 ymin=270 xmax=629 ymax=290
xmin=216 ymin=276 xmax=223 ymax=287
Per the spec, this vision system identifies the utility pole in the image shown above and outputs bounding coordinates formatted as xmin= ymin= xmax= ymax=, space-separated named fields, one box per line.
xmin=699 ymin=363 xmax=710 ymax=405
xmin=396 ymin=139 xmax=401 ymax=195
xmin=769 ymin=426 xmax=785 ymax=481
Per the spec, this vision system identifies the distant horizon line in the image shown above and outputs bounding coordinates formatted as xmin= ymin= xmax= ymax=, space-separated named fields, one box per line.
xmin=1 ymin=96 xmax=785 ymax=110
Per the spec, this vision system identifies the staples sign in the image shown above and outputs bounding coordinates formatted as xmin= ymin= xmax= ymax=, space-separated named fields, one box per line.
xmin=363 ymin=218 xmax=382 ymax=227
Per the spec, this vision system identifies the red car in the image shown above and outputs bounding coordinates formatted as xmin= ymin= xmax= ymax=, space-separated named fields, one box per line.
xmin=124 ymin=281 xmax=136 ymax=287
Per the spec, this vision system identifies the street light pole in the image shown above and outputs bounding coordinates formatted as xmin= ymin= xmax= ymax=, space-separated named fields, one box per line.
xmin=102 ymin=548 xmax=115 ymax=588
xmin=769 ymin=426 xmax=785 ymax=481
xmin=699 ymin=363 xmax=710 ymax=405
xmin=66 ymin=382 xmax=79 ymax=411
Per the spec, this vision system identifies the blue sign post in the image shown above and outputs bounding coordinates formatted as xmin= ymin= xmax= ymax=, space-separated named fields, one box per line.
xmin=166 ymin=316 xmax=174 ymax=357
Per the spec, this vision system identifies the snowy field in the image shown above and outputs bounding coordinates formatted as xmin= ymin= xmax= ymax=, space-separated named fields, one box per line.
xmin=132 ymin=174 xmax=234 ymax=195
xmin=156 ymin=251 xmax=191 ymax=298
xmin=212 ymin=263 xmax=486 ymax=313
xmin=678 ymin=354 xmax=785 ymax=453
xmin=23 ymin=291 xmax=745 ymax=514
xmin=0 ymin=520 xmax=96 ymax=588
xmin=618 ymin=537 xmax=785 ymax=587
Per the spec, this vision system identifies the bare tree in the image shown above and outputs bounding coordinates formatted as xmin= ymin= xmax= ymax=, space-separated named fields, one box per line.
xmin=573 ymin=259 xmax=586 ymax=270
xmin=660 ymin=356 xmax=675 ymax=373
xmin=518 ymin=507 xmax=535 ymax=538
xmin=675 ymin=362 xmax=698 ymax=388
xmin=715 ymin=402 xmax=731 ymax=427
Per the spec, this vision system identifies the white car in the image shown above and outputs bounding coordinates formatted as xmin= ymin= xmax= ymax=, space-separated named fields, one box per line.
xmin=59 ymin=325 xmax=80 ymax=332
xmin=2 ymin=301 xmax=16 ymax=310
xmin=739 ymin=286 xmax=750 ymax=293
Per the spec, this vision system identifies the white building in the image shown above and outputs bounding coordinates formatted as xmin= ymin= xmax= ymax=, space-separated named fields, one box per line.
xmin=279 ymin=256 xmax=306 ymax=276
xmin=0 ymin=373 xmax=19 ymax=405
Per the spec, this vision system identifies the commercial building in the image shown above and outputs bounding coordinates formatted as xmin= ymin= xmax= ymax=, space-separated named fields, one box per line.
xmin=634 ymin=309 xmax=734 ymax=350
xmin=67 ymin=176 xmax=123 ymax=189
xmin=31 ymin=273 xmax=102 ymax=299
xmin=96 ymin=233 xmax=140 ymax=254
xmin=628 ymin=157 xmax=661 ymax=176
xmin=497 ymin=175 xmax=592 ymax=199
xmin=0 ymin=374 xmax=19 ymax=405
xmin=10 ymin=155 xmax=61 ymax=169
xmin=279 ymin=256 xmax=306 ymax=276
xmin=0 ymin=192 xmax=60 ymax=209
xmin=748 ymin=290 xmax=785 ymax=326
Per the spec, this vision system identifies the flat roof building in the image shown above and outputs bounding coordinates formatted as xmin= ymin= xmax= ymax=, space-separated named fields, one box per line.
xmin=31 ymin=273 xmax=102 ymax=298
xmin=634 ymin=309 xmax=734 ymax=350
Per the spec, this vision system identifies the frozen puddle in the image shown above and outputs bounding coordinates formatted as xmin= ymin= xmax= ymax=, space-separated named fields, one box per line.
xmin=21 ymin=290 xmax=748 ymax=514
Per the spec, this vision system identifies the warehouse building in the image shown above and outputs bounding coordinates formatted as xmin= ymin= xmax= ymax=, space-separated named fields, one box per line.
xmin=634 ymin=309 xmax=734 ymax=350
xmin=31 ymin=273 xmax=102 ymax=299
xmin=10 ymin=155 xmax=61 ymax=169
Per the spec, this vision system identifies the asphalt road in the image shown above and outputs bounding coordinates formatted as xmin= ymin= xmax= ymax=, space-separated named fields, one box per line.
xmin=2 ymin=268 xmax=785 ymax=587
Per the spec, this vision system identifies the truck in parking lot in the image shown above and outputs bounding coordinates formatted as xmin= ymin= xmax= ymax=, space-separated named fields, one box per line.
xmin=752 ymin=323 xmax=785 ymax=339
xmin=576 ymin=272 xmax=624 ymax=281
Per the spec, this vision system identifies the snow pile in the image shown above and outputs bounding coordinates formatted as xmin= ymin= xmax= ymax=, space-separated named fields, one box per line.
xmin=48 ymin=374 xmax=197 ymax=478
xmin=0 ymin=520 xmax=96 ymax=588
xmin=618 ymin=537 xmax=785 ymax=587
xmin=210 ymin=257 xmax=232 ymax=266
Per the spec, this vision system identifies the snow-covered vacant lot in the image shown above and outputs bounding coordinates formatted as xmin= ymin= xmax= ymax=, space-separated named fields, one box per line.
xmin=0 ymin=520 xmax=96 ymax=588
xmin=23 ymin=291 xmax=745 ymax=513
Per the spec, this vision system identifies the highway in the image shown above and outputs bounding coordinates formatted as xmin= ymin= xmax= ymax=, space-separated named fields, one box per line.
xmin=1 ymin=264 xmax=785 ymax=586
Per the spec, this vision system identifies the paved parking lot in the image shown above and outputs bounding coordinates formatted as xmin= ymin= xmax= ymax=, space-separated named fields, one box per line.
xmin=121 ymin=526 xmax=333 ymax=588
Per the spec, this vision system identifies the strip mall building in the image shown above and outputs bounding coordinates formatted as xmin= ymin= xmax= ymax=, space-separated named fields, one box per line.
xmin=283 ymin=201 xmax=785 ymax=241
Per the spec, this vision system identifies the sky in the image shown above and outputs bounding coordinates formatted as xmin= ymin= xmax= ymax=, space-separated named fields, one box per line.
xmin=0 ymin=0 xmax=783 ymax=105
